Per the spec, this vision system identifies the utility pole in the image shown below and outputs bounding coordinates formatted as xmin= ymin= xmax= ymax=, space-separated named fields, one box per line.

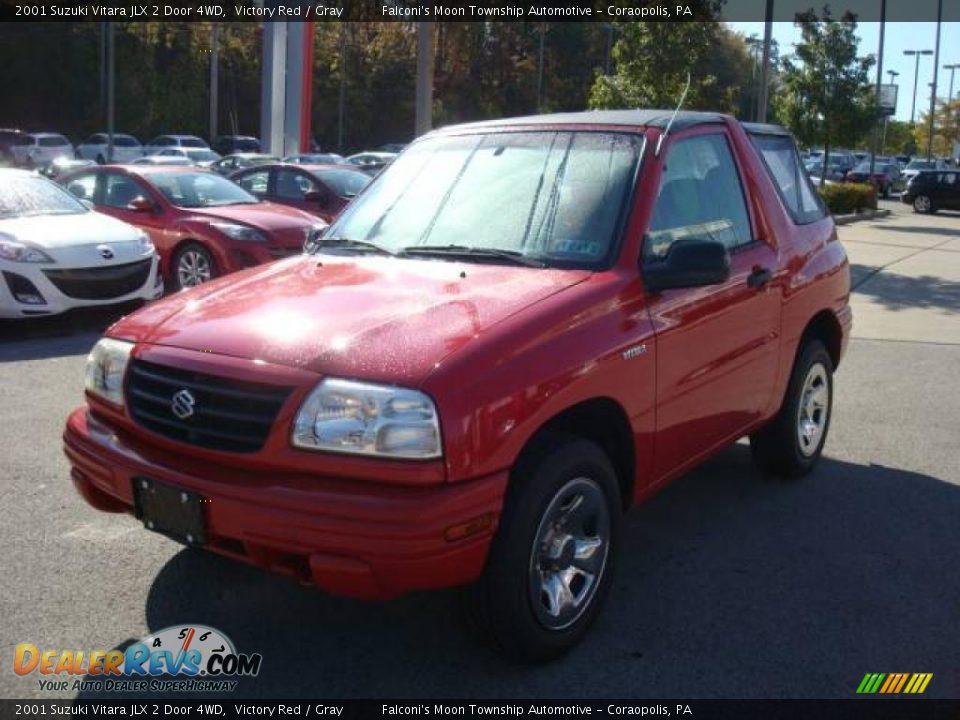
xmin=904 ymin=48 xmax=933 ymax=125
xmin=209 ymin=23 xmax=219 ymax=143
xmin=757 ymin=0 xmax=773 ymax=123
xmin=106 ymin=23 xmax=114 ymax=163
xmin=337 ymin=25 xmax=347 ymax=152
xmin=99 ymin=23 xmax=107 ymax=118
xmin=927 ymin=0 xmax=943 ymax=159
xmin=414 ymin=22 xmax=435 ymax=137
xmin=869 ymin=0 xmax=886 ymax=176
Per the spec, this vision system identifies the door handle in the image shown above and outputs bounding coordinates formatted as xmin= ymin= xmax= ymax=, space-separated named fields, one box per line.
xmin=747 ymin=267 xmax=773 ymax=289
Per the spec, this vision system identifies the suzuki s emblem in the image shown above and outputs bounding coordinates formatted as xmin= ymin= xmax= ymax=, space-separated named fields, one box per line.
xmin=171 ymin=389 xmax=196 ymax=419
xmin=97 ymin=245 xmax=114 ymax=260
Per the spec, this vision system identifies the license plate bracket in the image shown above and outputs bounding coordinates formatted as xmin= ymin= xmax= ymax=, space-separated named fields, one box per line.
xmin=133 ymin=477 xmax=206 ymax=546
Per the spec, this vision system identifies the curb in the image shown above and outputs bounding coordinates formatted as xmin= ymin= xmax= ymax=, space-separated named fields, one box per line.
xmin=833 ymin=208 xmax=891 ymax=226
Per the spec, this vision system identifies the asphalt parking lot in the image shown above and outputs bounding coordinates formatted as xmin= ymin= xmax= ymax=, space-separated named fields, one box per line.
xmin=1 ymin=199 xmax=958 ymax=700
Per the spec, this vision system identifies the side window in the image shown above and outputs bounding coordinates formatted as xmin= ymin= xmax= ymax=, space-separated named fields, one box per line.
xmin=236 ymin=170 xmax=269 ymax=196
xmin=941 ymin=173 xmax=957 ymax=187
xmin=645 ymin=133 xmax=752 ymax=261
xmin=102 ymin=174 xmax=146 ymax=208
xmin=275 ymin=169 xmax=315 ymax=200
xmin=65 ymin=173 xmax=98 ymax=202
xmin=750 ymin=133 xmax=826 ymax=225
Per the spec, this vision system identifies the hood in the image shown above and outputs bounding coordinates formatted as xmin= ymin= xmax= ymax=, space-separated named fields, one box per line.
xmin=0 ymin=209 xmax=142 ymax=249
xmin=113 ymin=255 xmax=590 ymax=384
xmin=184 ymin=202 xmax=318 ymax=232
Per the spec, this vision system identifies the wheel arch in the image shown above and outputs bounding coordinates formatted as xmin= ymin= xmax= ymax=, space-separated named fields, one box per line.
xmin=800 ymin=309 xmax=843 ymax=369
xmin=513 ymin=397 xmax=636 ymax=511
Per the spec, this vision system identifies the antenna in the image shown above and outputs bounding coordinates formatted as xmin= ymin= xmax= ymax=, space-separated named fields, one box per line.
xmin=655 ymin=73 xmax=692 ymax=157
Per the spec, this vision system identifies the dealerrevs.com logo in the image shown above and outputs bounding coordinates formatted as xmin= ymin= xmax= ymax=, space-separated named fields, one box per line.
xmin=14 ymin=625 xmax=262 ymax=693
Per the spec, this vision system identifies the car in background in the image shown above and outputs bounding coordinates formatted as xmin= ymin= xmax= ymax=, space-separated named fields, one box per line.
xmin=0 ymin=128 xmax=28 ymax=166
xmin=378 ymin=143 xmax=407 ymax=154
xmin=152 ymin=147 xmax=222 ymax=167
xmin=844 ymin=160 xmax=901 ymax=198
xmin=345 ymin=151 xmax=397 ymax=175
xmin=210 ymin=153 xmax=279 ymax=175
xmin=9 ymin=133 xmax=74 ymax=168
xmin=58 ymin=165 xmax=325 ymax=290
xmin=0 ymin=168 xmax=160 ymax=318
xmin=75 ymin=133 xmax=145 ymax=164
xmin=130 ymin=155 xmax=194 ymax=167
xmin=212 ymin=135 xmax=261 ymax=156
xmin=230 ymin=163 xmax=371 ymax=223
xmin=902 ymin=158 xmax=948 ymax=184
xmin=142 ymin=134 xmax=210 ymax=157
xmin=901 ymin=170 xmax=960 ymax=214
xmin=284 ymin=153 xmax=345 ymax=165
xmin=39 ymin=157 xmax=96 ymax=180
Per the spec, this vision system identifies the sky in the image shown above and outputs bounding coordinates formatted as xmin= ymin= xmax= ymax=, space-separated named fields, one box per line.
xmin=727 ymin=19 xmax=960 ymax=123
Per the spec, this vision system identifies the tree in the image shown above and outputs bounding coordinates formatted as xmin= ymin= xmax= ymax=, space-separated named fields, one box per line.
xmin=912 ymin=99 xmax=960 ymax=159
xmin=588 ymin=3 xmax=754 ymax=114
xmin=773 ymin=8 xmax=876 ymax=183
xmin=881 ymin=119 xmax=917 ymax=157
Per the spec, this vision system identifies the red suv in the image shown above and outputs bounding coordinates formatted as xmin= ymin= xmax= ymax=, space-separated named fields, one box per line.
xmin=59 ymin=166 xmax=326 ymax=290
xmin=64 ymin=111 xmax=851 ymax=660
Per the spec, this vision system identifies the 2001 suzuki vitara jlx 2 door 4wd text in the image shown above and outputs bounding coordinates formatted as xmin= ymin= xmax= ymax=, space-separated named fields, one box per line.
xmin=65 ymin=111 xmax=851 ymax=661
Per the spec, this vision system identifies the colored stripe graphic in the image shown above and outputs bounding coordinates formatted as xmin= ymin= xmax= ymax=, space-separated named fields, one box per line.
xmin=857 ymin=673 xmax=932 ymax=694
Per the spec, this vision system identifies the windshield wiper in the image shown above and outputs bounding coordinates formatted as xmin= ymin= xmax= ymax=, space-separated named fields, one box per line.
xmin=399 ymin=244 xmax=546 ymax=268
xmin=313 ymin=237 xmax=395 ymax=256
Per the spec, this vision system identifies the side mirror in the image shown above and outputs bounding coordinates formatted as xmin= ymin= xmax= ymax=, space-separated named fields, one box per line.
xmin=642 ymin=238 xmax=730 ymax=293
xmin=127 ymin=196 xmax=156 ymax=213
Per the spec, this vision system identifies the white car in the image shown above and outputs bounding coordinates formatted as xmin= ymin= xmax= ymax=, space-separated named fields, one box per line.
xmin=131 ymin=155 xmax=193 ymax=166
xmin=902 ymin=159 xmax=948 ymax=184
xmin=0 ymin=169 xmax=162 ymax=319
xmin=142 ymin=134 xmax=209 ymax=157
xmin=153 ymin=147 xmax=221 ymax=166
xmin=10 ymin=133 xmax=74 ymax=168
xmin=75 ymin=133 xmax=144 ymax=164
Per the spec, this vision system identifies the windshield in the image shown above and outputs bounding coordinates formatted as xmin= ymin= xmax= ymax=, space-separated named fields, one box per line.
xmin=146 ymin=172 xmax=257 ymax=208
xmin=0 ymin=174 xmax=87 ymax=218
xmin=113 ymin=135 xmax=139 ymax=147
xmin=907 ymin=161 xmax=935 ymax=170
xmin=324 ymin=131 xmax=642 ymax=267
xmin=314 ymin=169 xmax=371 ymax=198
xmin=185 ymin=149 xmax=220 ymax=162
xmin=180 ymin=137 xmax=208 ymax=149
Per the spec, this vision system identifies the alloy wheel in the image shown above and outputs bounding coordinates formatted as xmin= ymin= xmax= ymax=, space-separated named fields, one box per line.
xmin=177 ymin=249 xmax=212 ymax=288
xmin=796 ymin=362 xmax=829 ymax=457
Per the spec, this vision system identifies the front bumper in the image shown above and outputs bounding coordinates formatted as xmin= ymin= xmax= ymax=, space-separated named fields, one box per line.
xmin=63 ymin=407 xmax=506 ymax=599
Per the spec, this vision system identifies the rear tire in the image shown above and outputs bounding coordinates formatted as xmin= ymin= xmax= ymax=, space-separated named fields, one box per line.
xmin=172 ymin=242 xmax=217 ymax=291
xmin=750 ymin=339 xmax=833 ymax=478
xmin=467 ymin=434 xmax=621 ymax=662
xmin=913 ymin=195 xmax=934 ymax=214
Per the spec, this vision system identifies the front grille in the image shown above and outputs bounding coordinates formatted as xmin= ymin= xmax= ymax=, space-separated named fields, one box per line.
xmin=126 ymin=359 xmax=295 ymax=453
xmin=44 ymin=259 xmax=152 ymax=300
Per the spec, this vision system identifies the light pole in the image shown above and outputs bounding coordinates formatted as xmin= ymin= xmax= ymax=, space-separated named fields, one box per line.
xmin=945 ymin=63 xmax=958 ymax=106
xmin=883 ymin=69 xmax=899 ymax=155
xmin=904 ymin=49 xmax=933 ymax=125
xmin=927 ymin=0 xmax=943 ymax=160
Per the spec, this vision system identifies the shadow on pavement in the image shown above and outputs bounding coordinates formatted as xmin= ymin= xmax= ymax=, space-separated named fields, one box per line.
xmin=850 ymin=264 xmax=960 ymax=314
xmin=885 ymin=224 xmax=960 ymax=239
xmin=75 ymin=446 xmax=960 ymax=699
xmin=0 ymin=302 xmax=142 ymax=362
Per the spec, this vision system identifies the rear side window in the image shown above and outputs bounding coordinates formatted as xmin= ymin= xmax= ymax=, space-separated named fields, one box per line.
xmin=39 ymin=136 xmax=68 ymax=147
xmin=750 ymin=133 xmax=826 ymax=225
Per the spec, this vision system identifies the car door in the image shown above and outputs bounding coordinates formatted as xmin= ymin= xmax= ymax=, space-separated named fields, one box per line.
xmin=273 ymin=168 xmax=322 ymax=215
xmin=940 ymin=172 xmax=960 ymax=209
xmin=95 ymin=171 xmax=169 ymax=250
xmin=233 ymin=168 xmax=270 ymax=200
xmin=643 ymin=129 xmax=782 ymax=478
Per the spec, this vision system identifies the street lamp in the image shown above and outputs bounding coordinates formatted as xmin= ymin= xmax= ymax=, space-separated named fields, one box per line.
xmin=904 ymin=49 xmax=933 ymax=124
xmin=945 ymin=63 xmax=959 ymax=106
xmin=883 ymin=70 xmax=899 ymax=155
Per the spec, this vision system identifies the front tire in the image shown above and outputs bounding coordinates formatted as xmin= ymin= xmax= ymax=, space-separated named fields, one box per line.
xmin=468 ymin=435 xmax=621 ymax=662
xmin=913 ymin=195 xmax=934 ymax=214
xmin=750 ymin=339 xmax=833 ymax=478
xmin=172 ymin=242 xmax=216 ymax=291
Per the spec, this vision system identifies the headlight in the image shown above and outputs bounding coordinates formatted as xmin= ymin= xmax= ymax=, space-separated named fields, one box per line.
xmin=0 ymin=238 xmax=55 ymax=263
xmin=84 ymin=338 xmax=134 ymax=406
xmin=292 ymin=378 xmax=441 ymax=459
xmin=136 ymin=231 xmax=154 ymax=254
xmin=210 ymin=222 xmax=266 ymax=243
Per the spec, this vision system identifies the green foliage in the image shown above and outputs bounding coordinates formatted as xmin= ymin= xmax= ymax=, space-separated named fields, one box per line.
xmin=818 ymin=182 xmax=877 ymax=214
xmin=912 ymin=99 xmax=960 ymax=158
xmin=773 ymin=8 xmax=876 ymax=178
xmin=882 ymin=119 xmax=917 ymax=156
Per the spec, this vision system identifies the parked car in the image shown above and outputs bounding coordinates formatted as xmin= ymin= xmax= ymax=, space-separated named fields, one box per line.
xmin=902 ymin=158 xmax=948 ymax=184
xmin=283 ymin=153 xmax=345 ymax=165
xmin=344 ymin=151 xmax=397 ymax=175
xmin=58 ymin=165 xmax=325 ymax=291
xmin=75 ymin=133 xmax=144 ymax=164
xmin=62 ymin=110 xmax=850 ymax=661
xmin=210 ymin=153 xmax=279 ymax=175
xmin=212 ymin=135 xmax=260 ymax=156
xmin=901 ymin=170 xmax=960 ymax=214
xmin=152 ymin=147 xmax=222 ymax=167
xmin=844 ymin=161 xmax=901 ymax=198
xmin=0 ymin=128 xmax=28 ymax=166
xmin=378 ymin=143 xmax=407 ymax=154
xmin=9 ymin=133 xmax=74 ymax=167
xmin=39 ymin=157 xmax=96 ymax=180
xmin=230 ymin=163 xmax=371 ymax=223
xmin=142 ymin=134 xmax=210 ymax=157
xmin=0 ymin=168 xmax=160 ymax=318
xmin=130 ymin=156 xmax=193 ymax=167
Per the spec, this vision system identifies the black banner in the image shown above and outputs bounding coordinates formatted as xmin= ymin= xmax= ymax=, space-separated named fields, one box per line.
xmin=4 ymin=700 xmax=960 ymax=720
